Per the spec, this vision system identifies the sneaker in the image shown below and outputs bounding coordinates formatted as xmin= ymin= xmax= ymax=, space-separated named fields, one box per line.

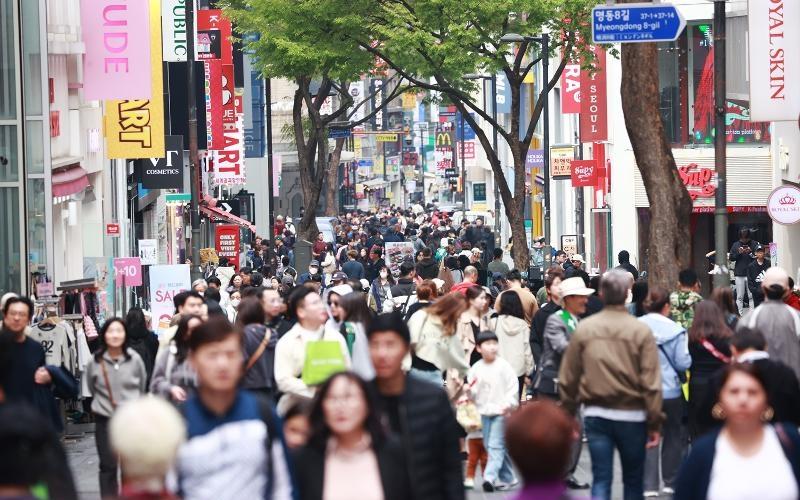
xmin=496 ymin=479 xmax=520 ymax=491
xmin=644 ymin=491 xmax=660 ymax=498
xmin=662 ymin=486 xmax=675 ymax=495
xmin=463 ymin=478 xmax=474 ymax=489
xmin=482 ymin=481 xmax=495 ymax=492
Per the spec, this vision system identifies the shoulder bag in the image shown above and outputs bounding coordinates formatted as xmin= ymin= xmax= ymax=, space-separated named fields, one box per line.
xmin=100 ymin=359 xmax=117 ymax=410
xmin=245 ymin=328 xmax=274 ymax=372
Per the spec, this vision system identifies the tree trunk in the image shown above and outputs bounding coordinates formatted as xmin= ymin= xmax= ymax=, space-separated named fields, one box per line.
xmin=293 ymin=81 xmax=321 ymax=243
xmin=620 ymin=41 xmax=692 ymax=290
xmin=324 ymin=138 xmax=345 ymax=216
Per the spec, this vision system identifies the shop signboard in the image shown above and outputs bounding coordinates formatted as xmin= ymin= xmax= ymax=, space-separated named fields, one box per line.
xmin=376 ymin=133 xmax=399 ymax=142
xmin=104 ymin=0 xmax=165 ymax=159
xmin=526 ymin=149 xmax=544 ymax=170
xmin=114 ymin=257 xmax=143 ymax=287
xmin=80 ymin=0 xmax=152 ymax=100
xmin=748 ymin=0 xmax=800 ymax=121
xmin=580 ymin=46 xmax=607 ymax=142
xmin=212 ymin=113 xmax=246 ymax=186
xmin=196 ymin=10 xmax=232 ymax=64
xmin=767 ymin=185 xmax=800 ymax=225
xmin=570 ymin=160 xmax=598 ymax=187
xmin=550 ymin=146 xmax=575 ymax=179
xmin=162 ymin=0 xmax=188 ymax=62
xmin=215 ymin=225 xmax=240 ymax=270
xmin=139 ymin=135 xmax=184 ymax=189
xmin=138 ymin=239 xmax=158 ymax=265
xmin=106 ymin=223 xmax=121 ymax=237
xmin=561 ymin=235 xmax=578 ymax=257
xmin=148 ymin=264 xmax=191 ymax=334
xmin=561 ymin=64 xmax=581 ymax=114
xmin=204 ymin=60 xmax=223 ymax=150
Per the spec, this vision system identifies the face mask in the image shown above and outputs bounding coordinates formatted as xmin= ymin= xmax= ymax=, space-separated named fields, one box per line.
xmin=309 ymin=267 xmax=319 ymax=274
xmin=231 ymin=299 xmax=241 ymax=307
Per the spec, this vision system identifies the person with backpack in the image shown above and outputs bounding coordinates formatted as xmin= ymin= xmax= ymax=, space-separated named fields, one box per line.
xmin=172 ymin=317 xmax=293 ymax=500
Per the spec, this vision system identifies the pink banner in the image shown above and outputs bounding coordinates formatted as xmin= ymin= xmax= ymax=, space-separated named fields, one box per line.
xmin=114 ymin=257 xmax=143 ymax=287
xmin=81 ymin=0 xmax=152 ymax=100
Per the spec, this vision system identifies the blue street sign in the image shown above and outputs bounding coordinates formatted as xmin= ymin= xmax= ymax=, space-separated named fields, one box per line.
xmin=328 ymin=127 xmax=352 ymax=139
xmin=592 ymin=3 xmax=686 ymax=44
xmin=358 ymin=159 xmax=374 ymax=167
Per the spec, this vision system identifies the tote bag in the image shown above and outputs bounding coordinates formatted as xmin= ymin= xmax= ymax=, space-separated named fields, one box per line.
xmin=302 ymin=340 xmax=347 ymax=386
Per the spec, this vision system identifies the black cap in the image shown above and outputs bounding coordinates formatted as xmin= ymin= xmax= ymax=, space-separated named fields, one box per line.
xmin=476 ymin=330 xmax=498 ymax=346
xmin=366 ymin=312 xmax=411 ymax=345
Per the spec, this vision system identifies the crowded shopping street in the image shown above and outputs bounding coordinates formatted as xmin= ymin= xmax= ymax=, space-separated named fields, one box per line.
xmin=3 ymin=0 xmax=800 ymax=499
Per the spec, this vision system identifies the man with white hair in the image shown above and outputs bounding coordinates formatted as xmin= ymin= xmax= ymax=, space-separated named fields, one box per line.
xmin=738 ymin=266 xmax=800 ymax=380
xmin=559 ymin=270 xmax=663 ymax=500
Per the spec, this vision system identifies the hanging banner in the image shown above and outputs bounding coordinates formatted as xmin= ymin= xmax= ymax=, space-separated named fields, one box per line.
xmin=162 ymin=0 xmax=188 ymax=62
xmin=80 ymin=0 xmax=152 ymax=100
xmin=215 ymin=225 xmax=240 ymax=271
xmin=213 ymin=114 xmax=246 ymax=186
xmin=138 ymin=135 xmax=184 ymax=189
xmin=104 ymin=0 xmax=165 ymax=158
xmin=747 ymin=0 xmax=800 ymax=121
xmin=561 ymin=63 xmax=581 ymax=113
xmin=148 ymin=264 xmax=191 ymax=334
xmin=196 ymin=9 xmax=232 ymax=64
xmin=221 ymin=64 xmax=236 ymax=128
xmin=114 ymin=257 xmax=143 ymax=287
xmin=570 ymin=159 xmax=598 ymax=187
xmin=550 ymin=146 xmax=575 ymax=179
xmin=580 ymin=46 xmax=608 ymax=141
xmin=349 ymin=81 xmax=366 ymax=123
xmin=273 ymin=153 xmax=283 ymax=194
xmin=204 ymin=60 xmax=223 ymax=150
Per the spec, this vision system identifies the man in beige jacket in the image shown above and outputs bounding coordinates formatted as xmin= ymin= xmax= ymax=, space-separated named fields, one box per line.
xmin=559 ymin=270 xmax=662 ymax=500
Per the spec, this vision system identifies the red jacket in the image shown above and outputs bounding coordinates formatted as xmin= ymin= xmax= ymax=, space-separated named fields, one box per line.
xmin=785 ymin=293 xmax=800 ymax=312
xmin=450 ymin=281 xmax=478 ymax=296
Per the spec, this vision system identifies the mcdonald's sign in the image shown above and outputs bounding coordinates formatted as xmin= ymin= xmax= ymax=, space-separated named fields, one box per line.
xmin=435 ymin=131 xmax=454 ymax=147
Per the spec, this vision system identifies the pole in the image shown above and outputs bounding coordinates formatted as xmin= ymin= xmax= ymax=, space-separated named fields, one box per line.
xmin=266 ymin=78 xmax=275 ymax=246
xmin=541 ymin=34 xmax=552 ymax=267
xmin=491 ymin=75 xmax=500 ymax=243
xmin=460 ymin=113 xmax=466 ymax=206
xmin=713 ymin=0 xmax=729 ymax=287
xmin=420 ymin=124 xmax=426 ymax=207
xmin=186 ymin=0 xmax=201 ymax=280
xmin=575 ymin=117 xmax=585 ymax=254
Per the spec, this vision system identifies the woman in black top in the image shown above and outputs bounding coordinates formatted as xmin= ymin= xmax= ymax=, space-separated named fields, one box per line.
xmin=688 ymin=300 xmax=733 ymax=439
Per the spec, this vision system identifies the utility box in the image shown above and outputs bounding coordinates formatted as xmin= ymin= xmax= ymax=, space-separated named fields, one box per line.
xmin=294 ymin=240 xmax=313 ymax=274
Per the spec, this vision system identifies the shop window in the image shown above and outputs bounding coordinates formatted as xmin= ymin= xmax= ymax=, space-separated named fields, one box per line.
xmin=0 ymin=125 xmax=19 ymax=182
xmin=657 ymin=40 xmax=685 ymax=145
xmin=0 ymin=0 xmax=16 ymax=120
xmin=0 ymin=187 xmax=21 ymax=295
xmin=21 ymin=0 xmax=43 ymax=117
xmin=25 ymin=120 xmax=44 ymax=174
xmin=26 ymin=178 xmax=45 ymax=273
xmin=473 ymin=183 xmax=486 ymax=203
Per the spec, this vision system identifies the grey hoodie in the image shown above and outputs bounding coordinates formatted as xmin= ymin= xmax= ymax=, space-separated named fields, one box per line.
xmin=83 ymin=348 xmax=147 ymax=417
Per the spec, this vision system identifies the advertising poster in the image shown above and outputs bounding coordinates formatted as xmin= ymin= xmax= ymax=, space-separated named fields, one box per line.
xmin=81 ymin=0 xmax=151 ymax=100
xmin=138 ymin=239 xmax=158 ymax=265
xmin=148 ymin=264 xmax=191 ymax=334
xmin=162 ymin=0 xmax=188 ymax=62
xmin=196 ymin=9 xmax=232 ymax=64
xmin=138 ymin=135 xmax=184 ymax=189
xmin=214 ymin=225 xmax=240 ymax=271
xmin=113 ymin=257 xmax=143 ymax=287
xmin=204 ymin=60 xmax=223 ymax=150
xmin=384 ymin=242 xmax=415 ymax=277
xmin=104 ymin=0 xmax=165 ymax=158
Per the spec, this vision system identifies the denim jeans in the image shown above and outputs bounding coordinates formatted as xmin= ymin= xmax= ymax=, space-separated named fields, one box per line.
xmin=481 ymin=415 xmax=516 ymax=486
xmin=585 ymin=416 xmax=647 ymax=500
xmin=735 ymin=276 xmax=752 ymax=314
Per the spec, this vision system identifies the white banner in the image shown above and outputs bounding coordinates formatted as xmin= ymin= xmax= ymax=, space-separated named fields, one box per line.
xmin=162 ymin=0 xmax=188 ymax=62
xmin=148 ymin=264 xmax=191 ymax=334
xmin=349 ymin=81 xmax=366 ymax=123
xmin=138 ymin=239 xmax=158 ymax=265
xmin=748 ymin=0 xmax=800 ymax=121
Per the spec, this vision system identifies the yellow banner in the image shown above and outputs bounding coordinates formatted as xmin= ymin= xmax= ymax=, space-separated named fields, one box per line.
xmin=375 ymin=133 xmax=399 ymax=142
xmin=402 ymin=92 xmax=416 ymax=109
xmin=104 ymin=0 xmax=165 ymax=159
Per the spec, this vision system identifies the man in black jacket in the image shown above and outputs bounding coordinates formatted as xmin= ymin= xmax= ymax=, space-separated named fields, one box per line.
xmin=746 ymin=245 xmax=770 ymax=308
xmin=367 ymin=313 xmax=465 ymax=500
xmin=415 ymin=247 xmax=439 ymax=280
xmin=730 ymin=228 xmax=759 ymax=314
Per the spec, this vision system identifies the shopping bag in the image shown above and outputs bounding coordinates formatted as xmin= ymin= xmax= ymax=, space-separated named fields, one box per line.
xmin=302 ymin=340 xmax=347 ymax=386
xmin=456 ymin=397 xmax=482 ymax=433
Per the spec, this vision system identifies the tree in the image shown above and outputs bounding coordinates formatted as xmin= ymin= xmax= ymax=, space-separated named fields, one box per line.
xmin=618 ymin=0 xmax=692 ymax=289
xmin=222 ymin=0 xmax=413 ymax=241
xmin=324 ymin=0 xmax=595 ymax=269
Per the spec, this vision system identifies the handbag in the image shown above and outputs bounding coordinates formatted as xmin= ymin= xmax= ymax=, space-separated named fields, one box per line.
xmin=302 ymin=338 xmax=347 ymax=386
xmin=455 ymin=397 xmax=482 ymax=432
xmin=658 ymin=344 xmax=688 ymax=384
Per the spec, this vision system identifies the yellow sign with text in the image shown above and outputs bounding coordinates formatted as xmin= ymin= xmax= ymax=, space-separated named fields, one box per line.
xmin=375 ymin=133 xmax=399 ymax=142
xmin=104 ymin=0 xmax=165 ymax=159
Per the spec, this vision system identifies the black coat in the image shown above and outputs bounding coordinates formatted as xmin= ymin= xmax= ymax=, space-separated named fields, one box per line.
xmin=370 ymin=376 xmax=465 ymax=500
xmin=293 ymin=436 xmax=410 ymax=500
xmin=416 ymin=258 xmax=440 ymax=280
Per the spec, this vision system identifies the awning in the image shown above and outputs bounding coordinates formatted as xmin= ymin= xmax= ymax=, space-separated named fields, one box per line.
xmin=52 ymin=166 xmax=90 ymax=197
xmin=200 ymin=205 xmax=257 ymax=233
xmin=361 ymin=178 xmax=389 ymax=189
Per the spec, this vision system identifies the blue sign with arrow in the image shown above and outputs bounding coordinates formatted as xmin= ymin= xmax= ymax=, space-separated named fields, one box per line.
xmin=592 ymin=3 xmax=686 ymax=44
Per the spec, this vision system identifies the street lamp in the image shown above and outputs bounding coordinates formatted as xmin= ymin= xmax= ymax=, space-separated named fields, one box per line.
xmin=499 ymin=32 xmax=552 ymax=269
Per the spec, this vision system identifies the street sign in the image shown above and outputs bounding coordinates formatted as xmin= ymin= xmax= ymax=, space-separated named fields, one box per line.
xmin=106 ymin=223 xmax=120 ymax=237
xmin=328 ymin=127 xmax=351 ymax=139
xmin=217 ymin=198 xmax=241 ymax=218
xmin=592 ymin=3 xmax=686 ymax=44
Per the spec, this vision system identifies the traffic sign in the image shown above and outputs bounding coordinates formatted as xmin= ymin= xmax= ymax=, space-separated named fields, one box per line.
xmin=592 ymin=3 xmax=686 ymax=44
xmin=217 ymin=198 xmax=241 ymax=218
xmin=328 ymin=127 xmax=351 ymax=139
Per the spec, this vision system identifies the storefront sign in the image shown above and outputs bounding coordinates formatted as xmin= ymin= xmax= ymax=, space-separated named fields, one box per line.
xmin=138 ymin=239 xmax=158 ymax=265
xmin=139 ymin=135 xmax=184 ymax=189
xmin=215 ymin=225 xmax=240 ymax=270
xmin=148 ymin=264 xmax=191 ymax=333
xmin=526 ymin=149 xmax=544 ymax=169
xmin=36 ymin=282 xmax=54 ymax=297
xmin=767 ymin=185 xmax=800 ymax=225
xmin=162 ymin=0 xmax=188 ymax=62
xmin=104 ymin=0 xmax=165 ymax=159
xmin=748 ymin=0 xmax=800 ymax=121
xmin=550 ymin=146 xmax=575 ymax=179
xmin=561 ymin=235 xmax=578 ymax=257
xmin=376 ymin=133 xmax=399 ymax=142
xmin=561 ymin=63 xmax=581 ymax=114
xmin=678 ymin=163 xmax=716 ymax=201
xmin=580 ymin=46 xmax=607 ymax=141
xmin=495 ymin=73 xmax=511 ymax=114
xmin=571 ymin=160 xmax=598 ymax=187
xmin=114 ymin=257 xmax=143 ymax=287
xmin=80 ymin=0 xmax=152 ymax=100
xmin=196 ymin=9 xmax=232 ymax=64
xmin=213 ymin=113 xmax=246 ymax=186
xmin=106 ymin=223 xmax=121 ymax=236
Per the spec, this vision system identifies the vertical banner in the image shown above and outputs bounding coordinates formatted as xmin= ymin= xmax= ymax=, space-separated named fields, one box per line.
xmin=273 ymin=153 xmax=283 ymax=194
xmin=162 ymin=0 xmax=188 ymax=62
xmin=204 ymin=60 xmax=223 ymax=150
xmin=349 ymin=81 xmax=366 ymax=123
xmin=80 ymin=0 xmax=152 ymax=100
xmin=148 ymin=264 xmax=191 ymax=334
xmin=215 ymin=225 xmax=240 ymax=271
xmin=748 ymin=0 xmax=800 ymax=121
xmin=561 ymin=63 xmax=581 ymax=113
xmin=104 ymin=0 xmax=165 ymax=158
xmin=196 ymin=9 xmax=233 ymax=64
xmin=221 ymin=64 xmax=236 ymax=129
xmin=580 ymin=46 xmax=608 ymax=141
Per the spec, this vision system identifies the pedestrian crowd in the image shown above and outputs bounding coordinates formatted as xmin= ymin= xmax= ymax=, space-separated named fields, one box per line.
xmin=3 ymin=214 xmax=800 ymax=500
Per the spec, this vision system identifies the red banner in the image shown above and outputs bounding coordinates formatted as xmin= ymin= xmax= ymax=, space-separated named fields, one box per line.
xmin=580 ymin=46 xmax=607 ymax=141
xmin=221 ymin=64 xmax=235 ymax=125
xmin=561 ymin=63 xmax=581 ymax=114
xmin=571 ymin=159 xmax=598 ymax=188
xmin=215 ymin=225 xmax=240 ymax=271
xmin=196 ymin=9 xmax=232 ymax=64
xmin=204 ymin=60 xmax=223 ymax=150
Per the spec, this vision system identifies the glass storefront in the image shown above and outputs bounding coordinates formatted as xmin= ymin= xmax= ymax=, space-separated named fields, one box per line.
xmin=0 ymin=187 xmax=21 ymax=296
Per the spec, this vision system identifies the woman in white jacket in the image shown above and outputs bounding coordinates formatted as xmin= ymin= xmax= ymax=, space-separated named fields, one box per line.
xmin=407 ymin=293 xmax=469 ymax=386
xmin=491 ymin=290 xmax=535 ymax=397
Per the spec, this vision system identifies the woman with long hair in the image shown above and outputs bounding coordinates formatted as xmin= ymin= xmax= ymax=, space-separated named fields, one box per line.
xmin=294 ymin=372 xmax=410 ymax=500
xmin=125 ymin=307 xmax=159 ymax=384
xmin=676 ymin=363 xmax=800 ymax=499
xmin=456 ymin=286 xmax=492 ymax=367
xmin=491 ymin=290 xmax=534 ymax=396
xmin=84 ymin=318 xmax=147 ymax=498
xmin=226 ymin=273 xmax=243 ymax=294
xmin=711 ymin=286 xmax=739 ymax=329
xmin=407 ymin=293 xmax=469 ymax=385
xmin=236 ymin=297 xmax=278 ymax=397
xmin=149 ymin=314 xmax=201 ymax=404
xmin=338 ymin=292 xmax=376 ymax=380
xmin=688 ymin=300 xmax=734 ymax=439
xmin=368 ymin=265 xmax=395 ymax=313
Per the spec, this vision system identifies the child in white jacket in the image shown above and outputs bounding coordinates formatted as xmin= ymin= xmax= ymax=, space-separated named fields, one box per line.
xmin=467 ymin=330 xmax=519 ymax=492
